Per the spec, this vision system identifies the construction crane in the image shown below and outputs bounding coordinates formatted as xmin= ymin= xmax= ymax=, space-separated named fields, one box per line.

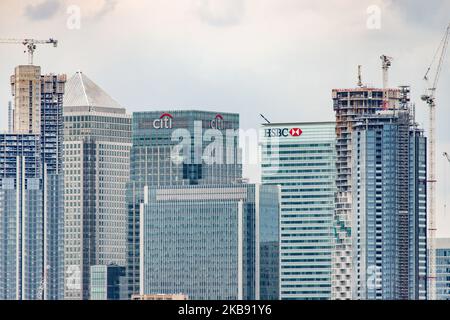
xmin=380 ymin=55 xmax=393 ymax=110
xmin=421 ymin=23 xmax=450 ymax=300
xmin=380 ymin=55 xmax=393 ymax=89
xmin=0 ymin=38 xmax=58 ymax=65
xmin=357 ymin=65 xmax=363 ymax=87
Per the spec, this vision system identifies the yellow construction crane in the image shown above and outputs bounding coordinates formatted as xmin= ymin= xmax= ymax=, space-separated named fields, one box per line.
xmin=422 ymin=23 xmax=450 ymax=300
xmin=0 ymin=38 xmax=58 ymax=65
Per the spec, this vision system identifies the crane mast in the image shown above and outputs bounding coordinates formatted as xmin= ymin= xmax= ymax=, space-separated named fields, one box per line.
xmin=380 ymin=55 xmax=393 ymax=110
xmin=0 ymin=38 xmax=58 ymax=64
xmin=422 ymin=23 xmax=450 ymax=300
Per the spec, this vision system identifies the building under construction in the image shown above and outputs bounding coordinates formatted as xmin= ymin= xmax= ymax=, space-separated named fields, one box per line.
xmin=332 ymin=82 xmax=427 ymax=299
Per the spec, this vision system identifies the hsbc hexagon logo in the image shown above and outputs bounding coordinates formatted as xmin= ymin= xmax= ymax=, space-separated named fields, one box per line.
xmin=289 ymin=128 xmax=302 ymax=137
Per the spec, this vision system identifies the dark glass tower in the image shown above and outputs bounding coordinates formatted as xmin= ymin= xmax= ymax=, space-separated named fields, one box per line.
xmin=127 ymin=110 xmax=242 ymax=296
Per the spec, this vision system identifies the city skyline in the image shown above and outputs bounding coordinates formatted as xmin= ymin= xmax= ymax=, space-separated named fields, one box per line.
xmin=1 ymin=1 xmax=449 ymax=237
xmin=0 ymin=0 xmax=449 ymax=303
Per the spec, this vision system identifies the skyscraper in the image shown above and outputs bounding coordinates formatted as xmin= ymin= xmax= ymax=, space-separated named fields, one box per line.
xmin=332 ymin=86 xmax=404 ymax=299
xmin=40 ymin=73 xmax=66 ymax=300
xmin=63 ymin=72 xmax=131 ymax=300
xmin=435 ymin=238 xmax=450 ymax=300
xmin=0 ymin=65 xmax=66 ymax=300
xmin=261 ymin=122 xmax=336 ymax=300
xmin=127 ymin=111 xmax=242 ymax=296
xmin=140 ymin=184 xmax=280 ymax=300
xmin=0 ymin=134 xmax=42 ymax=300
xmin=350 ymin=94 xmax=427 ymax=299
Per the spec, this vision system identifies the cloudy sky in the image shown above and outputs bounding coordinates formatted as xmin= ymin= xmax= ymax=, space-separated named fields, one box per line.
xmin=0 ymin=0 xmax=449 ymax=235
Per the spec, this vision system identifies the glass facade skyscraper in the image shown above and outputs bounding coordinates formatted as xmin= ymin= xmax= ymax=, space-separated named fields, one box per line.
xmin=0 ymin=134 xmax=42 ymax=300
xmin=261 ymin=122 xmax=336 ymax=300
xmin=127 ymin=111 xmax=242 ymax=296
xmin=140 ymin=184 xmax=279 ymax=300
xmin=0 ymin=66 xmax=66 ymax=300
xmin=63 ymin=72 xmax=131 ymax=300
xmin=436 ymin=238 xmax=450 ymax=300
xmin=351 ymin=108 xmax=427 ymax=300
xmin=40 ymin=73 xmax=66 ymax=300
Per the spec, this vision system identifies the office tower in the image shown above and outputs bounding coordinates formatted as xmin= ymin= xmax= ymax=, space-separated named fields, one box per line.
xmin=261 ymin=122 xmax=336 ymax=300
xmin=350 ymin=101 xmax=427 ymax=299
xmin=127 ymin=111 xmax=242 ymax=296
xmin=436 ymin=238 xmax=450 ymax=300
xmin=0 ymin=134 xmax=42 ymax=300
xmin=332 ymin=86 xmax=403 ymax=299
xmin=63 ymin=72 xmax=131 ymax=300
xmin=10 ymin=65 xmax=42 ymax=133
xmin=90 ymin=264 xmax=126 ymax=300
xmin=259 ymin=186 xmax=281 ymax=300
xmin=140 ymin=184 xmax=279 ymax=300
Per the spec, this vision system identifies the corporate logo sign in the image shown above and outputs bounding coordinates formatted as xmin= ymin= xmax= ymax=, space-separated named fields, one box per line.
xmin=210 ymin=114 xmax=224 ymax=130
xmin=264 ymin=127 xmax=303 ymax=138
xmin=153 ymin=113 xmax=228 ymax=130
xmin=153 ymin=113 xmax=173 ymax=129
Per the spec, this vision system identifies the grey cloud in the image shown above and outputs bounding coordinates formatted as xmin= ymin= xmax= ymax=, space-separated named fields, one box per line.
xmin=24 ymin=0 xmax=61 ymax=21
xmin=195 ymin=0 xmax=245 ymax=27
xmin=387 ymin=0 xmax=450 ymax=29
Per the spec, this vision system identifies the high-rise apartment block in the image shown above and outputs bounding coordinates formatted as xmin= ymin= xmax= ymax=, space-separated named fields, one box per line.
xmin=331 ymin=84 xmax=427 ymax=300
xmin=63 ymin=72 xmax=131 ymax=300
xmin=0 ymin=65 xmax=66 ymax=300
xmin=261 ymin=122 xmax=336 ymax=300
xmin=332 ymin=86 xmax=405 ymax=299
xmin=0 ymin=134 xmax=42 ymax=300
xmin=351 ymin=107 xmax=427 ymax=299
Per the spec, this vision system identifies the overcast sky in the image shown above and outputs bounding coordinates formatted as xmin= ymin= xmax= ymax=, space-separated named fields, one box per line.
xmin=0 ymin=0 xmax=449 ymax=236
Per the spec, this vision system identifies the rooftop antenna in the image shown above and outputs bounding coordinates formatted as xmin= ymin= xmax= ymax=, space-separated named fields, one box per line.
xmin=260 ymin=114 xmax=271 ymax=124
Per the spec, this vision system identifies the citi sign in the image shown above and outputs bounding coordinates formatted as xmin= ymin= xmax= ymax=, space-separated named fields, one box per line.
xmin=153 ymin=113 xmax=173 ymax=129
xmin=210 ymin=114 xmax=224 ymax=130
xmin=264 ymin=127 xmax=302 ymax=138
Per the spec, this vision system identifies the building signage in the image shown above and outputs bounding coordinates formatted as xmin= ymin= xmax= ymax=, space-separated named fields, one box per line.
xmin=210 ymin=114 xmax=224 ymax=130
xmin=153 ymin=113 xmax=173 ymax=129
xmin=264 ymin=127 xmax=303 ymax=138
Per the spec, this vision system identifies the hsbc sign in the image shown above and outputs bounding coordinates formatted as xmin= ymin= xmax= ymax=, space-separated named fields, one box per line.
xmin=264 ymin=127 xmax=303 ymax=138
xmin=289 ymin=128 xmax=302 ymax=136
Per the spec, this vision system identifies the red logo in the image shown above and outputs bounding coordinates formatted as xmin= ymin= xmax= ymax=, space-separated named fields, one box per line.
xmin=289 ymin=128 xmax=302 ymax=137
xmin=160 ymin=113 xmax=173 ymax=119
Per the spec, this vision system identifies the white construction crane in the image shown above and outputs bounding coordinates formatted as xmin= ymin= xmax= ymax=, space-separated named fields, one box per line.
xmin=422 ymin=23 xmax=450 ymax=300
xmin=0 ymin=38 xmax=58 ymax=65
xmin=380 ymin=55 xmax=393 ymax=89
xmin=357 ymin=65 xmax=363 ymax=87
xmin=380 ymin=55 xmax=393 ymax=110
